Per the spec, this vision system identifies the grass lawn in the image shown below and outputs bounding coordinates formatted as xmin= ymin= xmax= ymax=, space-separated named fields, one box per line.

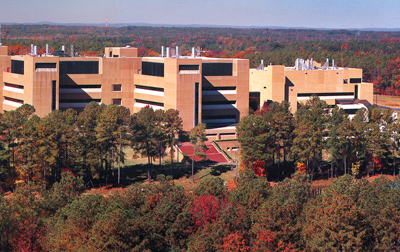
xmin=118 ymin=146 xmax=236 ymax=191
xmin=377 ymin=95 xmax=400 ymax=108
xmin=122 ymin=146 xmax=172 ymax=166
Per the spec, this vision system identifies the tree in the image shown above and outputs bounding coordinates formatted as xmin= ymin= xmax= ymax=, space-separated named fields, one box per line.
xmin=263 ymin=101 xmax=294 ymax=179
xmin=42 ymin=171 xmax=85 ymax=214
xmin=95 ymin=104 xmax=130 ymax=185
xmin=326 ymin=107 xmax=345 ymax=177
xmin=292 ymin=96 xmax=329 ymax=179
xmin=164 ymin=109 xmax=183 ymax=168
xmin=252 ymin=172 xmax=311 ymax=250
xmin=194 ymin=177 xmax=227 ymax=199
xmin=190 ymin=123 xmax=208 ymax=182
xmin=130 ymin=107 xmax=162 ymax=183
xmin=0 ymin=105 xmax=35 ymax=187
xmin=0 ymin=196 xmax=17 ymax=251
xmin=229 ymin=169 xmax=271 ymax=212
xmin=236 ymin=115 xmax=274 ymax=177
xmin=302 ymin=175 xmax=374 ymax=251
xmin=366 ymin=105 xmax=392 ymax=176
xmin=77 ymin=101 xmax=106 ymax=187
xmin=44 ymin=194 xmax=106 ymax=251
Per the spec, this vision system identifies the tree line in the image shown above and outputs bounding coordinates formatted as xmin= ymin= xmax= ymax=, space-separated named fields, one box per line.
xmin=238 ymin=96 xmax=399 ymax=180
xmin=0 ymin=170 xmax=399 ymax=251
xmin=0 ymin=102 xmax=184 ymax=191
xmin=5 ymin=25 xmax=400 ymax=94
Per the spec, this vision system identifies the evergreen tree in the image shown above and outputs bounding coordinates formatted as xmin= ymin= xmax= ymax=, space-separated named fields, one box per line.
xmin=190 ymin=123 xmax=208 ymax=182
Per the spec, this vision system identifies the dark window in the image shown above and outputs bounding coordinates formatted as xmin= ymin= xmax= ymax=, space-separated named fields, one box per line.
xmin=343 ymin=79 xmax=348 ymax=84
xmin=109 ymin=51 xmax=112 ymax=57
xmin=179 ymin=65 xmax=199 ymax=71
xmin=35 ymin=63 xmax=56 ymax=69
xmin=52 ymin=80 xmax=56 ymax=111
xmin=202 ymin=63 xmax=232 ymax=76
xmin=202 ymin=115 xmax=236 ymax=120
xmin=113 ymin=55 xmax=119 ymax=58
xmin=59 ymin=99 xmax=101 ymax=103
xmin=202 ymin=100 xmax=236 ymax=105
xmin=60 ymin=85 xmax=101 ymax=89
xmin=195 ymin=82 xmax=199 ymax=126
xmin=142 ymin=62 xmax=164 ymax=77
xmin=202 ymin=86 xmax=236 ymax=91
xmin=112 ymin=99 xmax=122 ymax=105
xmin=355 ymin=85 xmax=358 ymax=99
xmin=4 ymin=83 xmax=24 ymax=89
xmin=350 ymin=78 xmax=362 ymax=83
xmin=4 ymin=96 xmax=23 ymax=104
xmin=135 ymin=99 xmax=164 ymax=107
xmin=11 ymin=60 xmax=24 ymax=75
xmin=344 ymin=109 xmax=359 ymax=115
xmin=112 ymin=84 xmax=122 ymax=92
xmin=135 ymin=84 xmax=164 ymax=92
xmin=297 ymin=92 xmax=354 ymax=97
xmin=59 ymin=61 xmax=99 ymax=74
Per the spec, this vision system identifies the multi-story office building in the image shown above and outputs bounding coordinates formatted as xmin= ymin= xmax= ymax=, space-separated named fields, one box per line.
xmin=250 ymin=59 xmax=373 ymax=112
xmin=0 ymin=45 xmax=249 ymax=138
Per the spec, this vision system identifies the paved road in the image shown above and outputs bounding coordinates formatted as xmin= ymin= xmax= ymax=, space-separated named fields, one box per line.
xmin=378 ymin=105 xmax=400 ymax=112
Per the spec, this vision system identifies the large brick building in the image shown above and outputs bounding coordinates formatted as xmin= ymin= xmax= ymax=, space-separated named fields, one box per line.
xmin=0 ymin=45 xmax=249 ymax=139
xmin=249 ymin=58 xmax=373 ymax=112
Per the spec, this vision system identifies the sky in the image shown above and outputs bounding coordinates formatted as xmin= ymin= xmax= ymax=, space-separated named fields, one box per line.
xmin=1 ymin=0 xmax=400 ymax=29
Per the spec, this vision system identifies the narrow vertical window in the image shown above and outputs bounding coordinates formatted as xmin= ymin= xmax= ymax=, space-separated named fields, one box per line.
xmin=195 ymin=82 xmax=199 ymax=126
xmin=52 ymin=80 xmax=56 ymax=111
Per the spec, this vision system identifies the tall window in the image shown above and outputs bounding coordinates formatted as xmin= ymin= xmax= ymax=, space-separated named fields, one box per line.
xmin=11 ymin=60 xmax=24 ymax=74
xmin=195 ymin=82 xmax=199 ymax=126
xmin=52 ymin=80 xmax=56 ymax=111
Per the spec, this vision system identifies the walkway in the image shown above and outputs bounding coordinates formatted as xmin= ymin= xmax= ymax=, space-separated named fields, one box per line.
xmin=178 ymin=142 xmax=229 ymax=163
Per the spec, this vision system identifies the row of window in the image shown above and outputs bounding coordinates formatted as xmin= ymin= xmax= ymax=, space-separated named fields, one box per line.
xmin=141 ymin=62 xmax=233 ymax=77
xmin=10 ymin=60 xmax=233 ymax=78
xmin=297 ymin=92 xmax=354 ymax=97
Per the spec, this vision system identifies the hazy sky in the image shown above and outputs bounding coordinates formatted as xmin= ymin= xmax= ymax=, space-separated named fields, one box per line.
xmin=1 ymin=0 xmax=399 ymax=29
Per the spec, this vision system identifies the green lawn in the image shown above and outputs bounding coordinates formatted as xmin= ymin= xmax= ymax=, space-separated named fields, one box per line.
xmin=119 ymin=148 xmax=236 ymax=190
xmin=377 ymin=95 xmax=400 ymax=108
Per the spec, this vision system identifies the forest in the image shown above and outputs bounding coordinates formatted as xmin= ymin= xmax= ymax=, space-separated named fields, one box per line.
xmin=0 ymin=98 xmax=399 ymax=250
xmin=238 ymin=96 xmax=399 ymax=180
xmin=1 ymin=169 xmax=399 ymax=251
xmin=3 ymin=24 xmax=400 ymax=95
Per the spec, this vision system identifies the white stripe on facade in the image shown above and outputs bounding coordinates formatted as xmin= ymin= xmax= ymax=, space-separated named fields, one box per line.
xmin=202 ymin=90 xmax=237 ymax=95
xmin=134 ymin=88 xmax=164 ymax=97
xmin=3 ymin=86 xmax=24 ymax=94
xmin=59 ymin=88 xmax=102 ymax=93
xmin=297 ymin=95 xmax=354 ymax=101
xmin=3 ymin=100 xmax=23 ymax=108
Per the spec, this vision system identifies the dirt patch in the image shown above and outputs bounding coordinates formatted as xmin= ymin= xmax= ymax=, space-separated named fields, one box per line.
xmin=82 ymin=185 xmax=127 ymax=196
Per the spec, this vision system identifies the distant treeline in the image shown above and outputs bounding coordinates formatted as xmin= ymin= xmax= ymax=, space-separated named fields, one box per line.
xmin=3 ymin=24 xmax=400 ymax=94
